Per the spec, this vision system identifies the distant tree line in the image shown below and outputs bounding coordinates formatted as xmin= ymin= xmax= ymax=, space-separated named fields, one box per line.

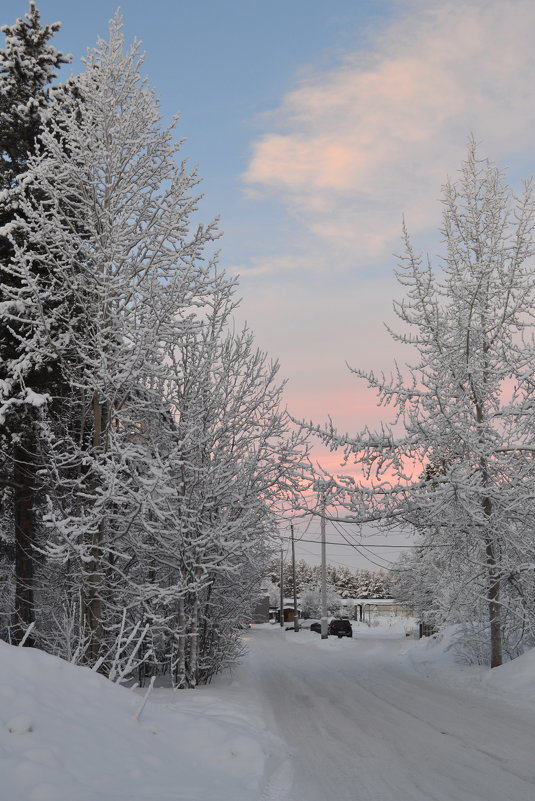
xmin=266 ymin=558 xmax=391 ymax=600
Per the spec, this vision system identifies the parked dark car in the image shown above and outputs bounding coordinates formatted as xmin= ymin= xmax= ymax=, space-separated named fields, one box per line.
xmin=309 ymin=619 xmax=353 ymax=637
xmin=328 ymin=618 xmax=353 ymax=638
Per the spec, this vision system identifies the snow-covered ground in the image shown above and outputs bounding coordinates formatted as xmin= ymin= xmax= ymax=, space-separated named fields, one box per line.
xmin=2 ymin=618 xmax=535 ymax=800
xmin=253 ymin=621 xmax=535 ymax=800
xmin=0 ymin=638 xmax=272 ymax=801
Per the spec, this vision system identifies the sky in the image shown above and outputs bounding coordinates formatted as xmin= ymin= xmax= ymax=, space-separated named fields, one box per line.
xmin=3 ymin=0 xmax=535 ymax=570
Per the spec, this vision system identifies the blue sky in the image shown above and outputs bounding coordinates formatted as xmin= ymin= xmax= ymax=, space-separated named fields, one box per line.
xmin=2 ymin=1 xmax=397 ymax=242
xmin=3 ymin=0 xmax=535 ymax=569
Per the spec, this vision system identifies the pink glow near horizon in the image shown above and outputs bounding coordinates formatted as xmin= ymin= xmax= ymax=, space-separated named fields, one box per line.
xmin=239 ymin=0 xmax=535 ymax=496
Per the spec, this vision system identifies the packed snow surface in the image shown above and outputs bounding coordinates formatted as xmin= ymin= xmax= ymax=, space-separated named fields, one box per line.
xmin=2 ymin=619 xmax=535 ymax=800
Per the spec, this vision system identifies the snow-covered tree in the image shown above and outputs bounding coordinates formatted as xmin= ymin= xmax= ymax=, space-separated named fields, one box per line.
xmin=267 ymin=556 xmax=392 ymax=600
xmin=150 ymin=288 xmax=307 ymax=685
xmin=4 ymin=13 xmax=222 ymax=664
xmin=3 ymin=13 xmax=309 ymax=683
xmin=332 ymin=566 xmax=354 ymax=599
xmin=264 ymin=579 xmax=280 ymax=608
xmin=309 ymin=142 xmax=535 ymax=667
xmin=0 ymin=2 xmax=69 ymax=643
xmin=368 ymin=569 xmax=391 ymax=599
xmin=300 ymin=580 xmax=338 ymax=619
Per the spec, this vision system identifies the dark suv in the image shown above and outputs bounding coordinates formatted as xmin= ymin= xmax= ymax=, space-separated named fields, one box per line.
xmin=328 ymin=618 xmax=353 ymax=638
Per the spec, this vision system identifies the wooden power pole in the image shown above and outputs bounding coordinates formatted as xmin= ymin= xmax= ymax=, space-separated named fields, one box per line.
xmin=291 ymin=523 xmax=299 ymax=632
xmin=320 ymin=489 xmax=328 ymax=639
xmin=279 ymin=545 xmax=284 ymax=627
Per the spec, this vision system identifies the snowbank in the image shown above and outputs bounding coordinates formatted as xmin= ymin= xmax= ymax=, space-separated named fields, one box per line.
xmin=485 ymin=647 xmax=535 ymax=703
xmin=5 ymin=622 xmax=533 ymax=800
xmin=286 ymin=618 xmax=535 ymax=707
xmin=370 ymin=622 xmax=535 ymax=707
xmin=0 ymin=641 xmax=270 ymax=801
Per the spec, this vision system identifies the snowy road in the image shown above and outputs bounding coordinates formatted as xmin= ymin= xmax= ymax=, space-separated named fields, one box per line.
xmin=245 ymin=626 xmax=535 ymax=801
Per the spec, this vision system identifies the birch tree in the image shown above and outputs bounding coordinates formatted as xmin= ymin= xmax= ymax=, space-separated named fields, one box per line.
xmin=140 ymin=285 xmax=308 ymax=685
xmin=311 ymin=142 xmax=535 ymax=667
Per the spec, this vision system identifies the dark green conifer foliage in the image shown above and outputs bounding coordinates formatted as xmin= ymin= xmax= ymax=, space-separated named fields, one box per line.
xmin=0 ymin=3 xmax=69 ymax=644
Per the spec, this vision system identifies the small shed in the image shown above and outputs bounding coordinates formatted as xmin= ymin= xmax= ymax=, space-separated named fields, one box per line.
xmin=269 ymin=599 xmax=302 ymax=623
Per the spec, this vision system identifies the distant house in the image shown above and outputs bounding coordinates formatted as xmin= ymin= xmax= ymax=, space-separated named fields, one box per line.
xmin=269 ymin=598 xmax=302 ymax=623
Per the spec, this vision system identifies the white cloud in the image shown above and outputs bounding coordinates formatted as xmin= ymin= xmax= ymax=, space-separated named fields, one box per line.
xmin=244 ymin=0 xmax=535 ymax=268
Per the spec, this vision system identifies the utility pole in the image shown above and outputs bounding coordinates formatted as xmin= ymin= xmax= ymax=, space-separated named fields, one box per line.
xmin=291 ymin=523 xmax=299 ymax=632
xmin=279 ymin=545 xmax=284 ymax=627
xmin=320 ymin=488 xmax=328 ymax=639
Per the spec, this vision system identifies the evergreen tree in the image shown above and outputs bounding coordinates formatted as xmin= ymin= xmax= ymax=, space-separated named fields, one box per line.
xmin=0 ymin=2 xmax=69 ymax=643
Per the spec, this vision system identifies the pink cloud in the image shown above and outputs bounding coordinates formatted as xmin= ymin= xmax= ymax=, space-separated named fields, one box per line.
xmin=246 ymin=136 xmax=359 ymax=190
xmin=244 ymin=0 xmax=535 ymax=260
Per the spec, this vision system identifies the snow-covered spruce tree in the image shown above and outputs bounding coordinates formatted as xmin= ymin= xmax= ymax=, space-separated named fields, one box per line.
xmin=332 ymin=565 xmax=352 ymax=599
xmin=5 ymin=14 xmax=224 ymax=665
xmin=369 ymin=569 xmax=391 ymax=598
xmin=0 ymin=2 xmax=69 ymax=643
xmin=267 ymin=558 xmax=391 ymax=602
xmin=309 ymin=142 xmax=535 ymax=667
xmin=267 ymin=555 xmax=310 ymax=597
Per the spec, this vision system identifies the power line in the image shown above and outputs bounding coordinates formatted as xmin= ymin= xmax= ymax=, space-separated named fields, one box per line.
xmin=332 ymin=519 xmax=399 ymax=565
xmin=289 ymin=540 xmax=359 ymax=569
xmin=281 ymin=535 xmax=452 ymax=548
xmin=289 ymin=540 xmax=390 ymax=570
xmin=330 ymin=519 xmax=403 ymax=571
xmin=284 ymin=531 xmax=406 ymax=571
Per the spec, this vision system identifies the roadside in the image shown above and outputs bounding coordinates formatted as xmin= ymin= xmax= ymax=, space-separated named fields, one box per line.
xmin=2 ymin=618 xmax=535 ymax=801
xmin=247 ymin=622 xmax=535 ymax=801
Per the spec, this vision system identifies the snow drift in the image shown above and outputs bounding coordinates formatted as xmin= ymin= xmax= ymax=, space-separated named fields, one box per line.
xmin=0 ymin=641 xmax=268 ymax=801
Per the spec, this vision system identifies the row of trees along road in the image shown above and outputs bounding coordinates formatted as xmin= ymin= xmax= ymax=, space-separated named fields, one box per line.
xmin=307 ymin=141 xmax=535 ymax=668
xmin=0 ymin=6 xmax=308 ymax=685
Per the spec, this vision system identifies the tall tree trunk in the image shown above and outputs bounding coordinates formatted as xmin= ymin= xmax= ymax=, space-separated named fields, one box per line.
xmin=188 ymin=593 xmax=199 ymax=688
xmin=82 ymin=392 xmax=106 ymax=664
xmin=176 ymin=596 xmax=186 ymax=688
xmin=486 ymin=534 xmax=503 ymax=668
xmin=479 ymin=399 xmax=503 ymax=668
xmin=12 ymin=431 xmax=36 ymax=646
xmin=83 ymin=529 xmax=104 ymax=665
